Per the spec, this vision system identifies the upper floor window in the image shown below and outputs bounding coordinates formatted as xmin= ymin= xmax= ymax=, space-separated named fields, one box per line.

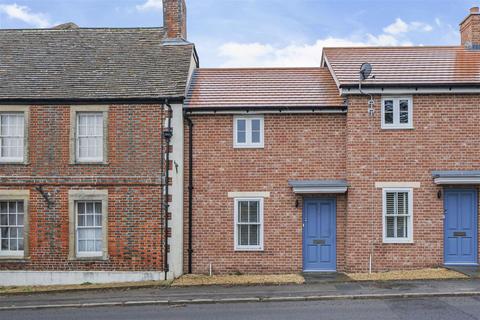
xmin=0 ymin=113 xmax=25 ymax=163
xmin=234 ymin=116 xmax=264 ymax=148
xmin=70 ymin=106 xmax=108 ymax=164
xmin=76 ymin=112 xmax=104 ymax=162
xmin=381 ymin=97 xmax=413 ymax=129
xmin=382 ymin=188 xmax=413 ymax=243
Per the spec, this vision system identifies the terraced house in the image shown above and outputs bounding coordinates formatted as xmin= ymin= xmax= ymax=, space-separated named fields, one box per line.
xmin=1 ymin=2 xmax=480 ymax=285
xmin=183 ymin=7 xmax=480 ymax=275
xmin=0 ymin=0 xmax=196 ymax=285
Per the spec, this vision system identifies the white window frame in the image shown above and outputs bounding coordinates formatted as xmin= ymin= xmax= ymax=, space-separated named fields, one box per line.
xmin=75 ymin=200 xmax=104 ymax=258
xmin=76 ymin=112 xmax=104 ymax=163
xmin=381 ymin=96 xmax=413 ymax=129
xmin=0 ymin=106 xmax=29 ymax=164
xmin=233 ymin=115 xmax=264 ymax=148
xmin=234 ymin=197 xmax=264 ymax=251
xmin=382 ymin=187 xmax=414 ymax=244
xmin=0 ymin=190 xmax=29 ymax=260
xmin=70 ymin=106 xmax=108 ymax=164
xmin=68 ymin=190 xmax=108 ymax=260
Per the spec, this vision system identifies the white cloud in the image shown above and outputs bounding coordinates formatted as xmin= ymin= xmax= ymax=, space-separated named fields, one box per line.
xmin=217 ymin=18 xmax=435 ymax=67
xmin=383 ymin=18 xmax=432 ymax=35
xmin=0 ymin=3 xmax=51 ymax=28
xmin=136 ymin=0 xmax=163 ymax=12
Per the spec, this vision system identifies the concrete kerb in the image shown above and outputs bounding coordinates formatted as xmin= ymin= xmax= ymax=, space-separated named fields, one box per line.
xmin=2 ymin=291 xmax=480 ymax=311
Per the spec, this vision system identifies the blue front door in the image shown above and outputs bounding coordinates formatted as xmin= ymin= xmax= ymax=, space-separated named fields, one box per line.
xmin=444 ymin=189 xmax=478 ymax=265
xmin=303 ymin=198 xmax=336 ymax=271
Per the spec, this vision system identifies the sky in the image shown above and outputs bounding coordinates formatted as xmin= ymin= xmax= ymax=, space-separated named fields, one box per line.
xmin=0 ymin=0 xmax=477 ymax=67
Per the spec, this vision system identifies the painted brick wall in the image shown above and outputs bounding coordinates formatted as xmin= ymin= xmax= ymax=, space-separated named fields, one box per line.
xmin=346 ymin=94 xmax=480 ymax=272
xmin=183 ymin=113 xmax=347 ymax=274
xmin=0 ymin=104 xmax=166 ymax=271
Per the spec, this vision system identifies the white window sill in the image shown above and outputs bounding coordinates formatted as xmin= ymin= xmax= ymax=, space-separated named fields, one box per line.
xmin=0 ymin=251 xmax=24 ymax=258
xmin=381 ymin=125 xmax=414 ymax=130
xmin=383 ymin=239 xmax=414 ymax=244
xmin=234 ymin=246 xmax=264 ymax=251
xmin=0 ymin=158 xmax=25 ymax=164
xmin=233 ymin=144 xmax=264 ymax=149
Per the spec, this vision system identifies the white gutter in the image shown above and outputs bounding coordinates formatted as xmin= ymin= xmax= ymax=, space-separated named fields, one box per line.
xmin=341 ymin=86 xmax=480 ymax=95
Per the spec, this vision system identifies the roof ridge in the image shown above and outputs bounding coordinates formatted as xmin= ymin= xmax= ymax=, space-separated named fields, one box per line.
xmin=195 ymin=67 xmax=328 ymax=71
xmin=323 ymin=45 xmax=461 ymax=50
xmin=0 ymin=27 xmax=164 ymax=32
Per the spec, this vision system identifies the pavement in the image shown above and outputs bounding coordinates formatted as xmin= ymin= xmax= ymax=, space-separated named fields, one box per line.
xmin=1 ymin=278 xmax=480 ymax=311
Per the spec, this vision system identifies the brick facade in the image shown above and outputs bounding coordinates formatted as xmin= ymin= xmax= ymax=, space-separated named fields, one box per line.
xmin=0 ymin=104 xmax=167 ymax=271
xmin=345 ymin=94 xmax=480 ymax=272
xmin=183 ymin=113 xmax=347 ymax=274
xmin=183 ymin=94 xmax=480 ymax=274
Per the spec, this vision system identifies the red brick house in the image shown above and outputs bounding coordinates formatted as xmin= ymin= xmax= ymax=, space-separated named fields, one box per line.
xmin=183 ymin=7 xmax=480 ymax=274
xmin=0 ymin=0 xmax=196 ymax=285
xmin=1 ymin=2 xmax=479 ymax=285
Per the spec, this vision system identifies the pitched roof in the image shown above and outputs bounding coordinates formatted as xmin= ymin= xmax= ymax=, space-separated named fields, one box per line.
xmin=0 ymin=27 xmax=195 ymax=101
xmin=323 ymin=46 xmax=480 ymax=87
xmin=185 ymin=68 xmax=344 ymax=109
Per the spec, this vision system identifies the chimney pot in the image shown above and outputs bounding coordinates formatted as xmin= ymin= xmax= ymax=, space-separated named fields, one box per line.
xmin=470 ymin=7 xmax=479 ymax=13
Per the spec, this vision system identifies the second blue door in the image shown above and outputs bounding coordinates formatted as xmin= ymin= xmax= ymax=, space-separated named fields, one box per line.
xmin=303 ymin=198 xmax=336 ymax=271
xmin=444 ymin=189 xmax=478 ymax=265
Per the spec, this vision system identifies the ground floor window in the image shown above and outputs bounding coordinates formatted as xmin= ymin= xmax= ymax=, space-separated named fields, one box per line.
xmin=76 ymin=201 xmax=103 ymax=257
xmin=234 ymin=198 xmax=264 ymax=251
xmin=68 ymin=190 xmax=108 ymax=259
xmin=0 ymin=200 xmax=24 ymax=256
xmin=382 ymin=188 xmax=413 ymax=243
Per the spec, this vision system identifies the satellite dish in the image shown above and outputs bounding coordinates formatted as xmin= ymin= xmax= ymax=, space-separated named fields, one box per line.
xmin=359 ymin=62 xmax=372 ymax=81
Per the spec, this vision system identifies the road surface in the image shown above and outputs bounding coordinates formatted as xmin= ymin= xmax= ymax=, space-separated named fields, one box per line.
xmin=2 ymin=296 xmax=480 ymax=320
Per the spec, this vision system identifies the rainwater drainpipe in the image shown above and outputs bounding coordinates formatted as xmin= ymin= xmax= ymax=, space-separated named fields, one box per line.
xmin=163 ymin=101 xmax=173 ymax=280
xmin=184 ymin=113 xmax=194 ymax=274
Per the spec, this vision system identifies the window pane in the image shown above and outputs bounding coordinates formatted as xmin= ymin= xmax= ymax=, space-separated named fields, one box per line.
xmin=95 ymin=215 xmax=102 ymax=226
xmin=95 ymin=202 xmax=102 ymax=214
xmin=385 ymin=192 xmax=395 ymax=215
xmin=237 ymin=119 xmax=246 ymax=131
xmin=397 ymin=192 xmax=408 ymax=215
xmin=86 ymin=202 xmax=94 ymax=214
xmin=384 ymin=100 xmax=394 ymax=124
xmin=397 ymin=216 xmax=407 ymax=238
xmin=386 ymin=216 xmax=395 ymax=238
xmin=249 ymin=201 xmax=259 ymax=223
xmin=249 ymin=224 xmax=259 ymax=245
xmin=238 ymin=225 xmax=248 ymax=245
xmin=0 ymin=202 xmax=7 ymax=213
xmin=236 ymin=119 xmax=246 ymax=144
xmin=239 ymin=201 xmax=248 ymax=222
xmin=251 ymin=119 xmax=261 ymax=143
xmin=251 ymin=131 xmax=260 ymax=143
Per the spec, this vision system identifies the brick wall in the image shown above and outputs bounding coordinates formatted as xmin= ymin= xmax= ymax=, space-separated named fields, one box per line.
xmin=183 ymin=113 xmax=347 ymax=274
xmin=346 ymin=94 xmax=480 ymax=272
xmin=0 ymin=104 xmax=166 ymax=271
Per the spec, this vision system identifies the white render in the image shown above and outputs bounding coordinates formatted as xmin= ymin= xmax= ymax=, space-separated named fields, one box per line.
xmin=0 ymin=271 xmax=165 ymax=286
xmin=168 ymin=102 xmax=184 ymax=279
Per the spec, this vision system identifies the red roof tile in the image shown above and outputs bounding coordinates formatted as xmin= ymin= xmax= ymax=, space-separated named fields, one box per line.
xmin=185 ymin=68 xmax=344 ymax=109
xmin=323 ymin=46 xmax=480 ymax=87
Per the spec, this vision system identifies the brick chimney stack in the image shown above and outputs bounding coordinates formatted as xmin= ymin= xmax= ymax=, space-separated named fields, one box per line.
xmin=163 ymin=0 xmax=187 ymax=40
xmin=460 ymin=7 xmax=480 ymax=49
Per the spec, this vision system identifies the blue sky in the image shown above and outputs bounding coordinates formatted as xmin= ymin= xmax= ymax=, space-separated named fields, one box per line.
xmin=0 ymin=0 xmax=477 ymax=67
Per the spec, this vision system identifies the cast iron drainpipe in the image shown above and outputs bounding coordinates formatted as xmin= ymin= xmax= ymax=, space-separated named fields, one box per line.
xmin=163 ymin=101 xmax=173 ymax=280
xmin=184 ymin=113 xmax=194 ymax=273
